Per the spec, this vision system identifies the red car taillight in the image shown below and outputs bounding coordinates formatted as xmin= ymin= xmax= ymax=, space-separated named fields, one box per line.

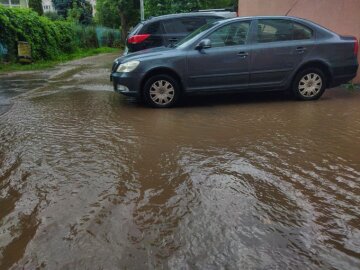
xmin=353 ymin=36 xmax=359 ymax=56
xmin=128 ymin=34 xmax=150 ymax=44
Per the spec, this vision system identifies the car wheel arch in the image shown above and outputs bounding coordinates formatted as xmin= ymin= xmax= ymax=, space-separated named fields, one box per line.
xmin=292 ymin=60 xmax=333 ymax=87
xmin=141 ymin=67 xmax=183 ymax=94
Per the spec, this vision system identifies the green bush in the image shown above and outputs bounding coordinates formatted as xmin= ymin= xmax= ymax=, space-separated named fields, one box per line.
xmin=0 ymin=6 xmax=99 ymax=62
xmin=44 ymin=11 xmax=65 ymax=21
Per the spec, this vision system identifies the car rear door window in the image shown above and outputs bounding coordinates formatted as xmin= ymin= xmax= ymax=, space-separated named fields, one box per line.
xmin=293 ymin=22 xmax=313 ymax=40
xmin=207 ymin=21 xmax=251 ymax=48
xmin=257 ymin=19 xmax=293 ymax=43
xmin=257 ymin=19 xmax=313 ymax=43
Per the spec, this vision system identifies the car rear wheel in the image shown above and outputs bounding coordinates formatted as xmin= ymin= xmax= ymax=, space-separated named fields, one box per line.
xmin=292 ymin=68 xmax=326 ymax=100
xmin=143 ymin=74 xmax=181 ymax=108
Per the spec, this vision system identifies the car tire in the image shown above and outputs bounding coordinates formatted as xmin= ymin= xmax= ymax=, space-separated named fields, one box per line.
xmin=292 ymin=68 xmax=326 ymax=101
xmin=143 ymin=74 xmax=181 ymax=108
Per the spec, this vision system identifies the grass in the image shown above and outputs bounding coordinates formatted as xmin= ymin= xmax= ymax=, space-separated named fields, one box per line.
xmin=0 ymin=47 xmax=120 ymax=73
xmin=343 ymin=82 xmax=360 ymax=91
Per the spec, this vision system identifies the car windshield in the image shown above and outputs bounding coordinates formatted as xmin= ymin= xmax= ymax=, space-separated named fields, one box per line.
xmin=175 ymin=21 xmax=219 ymax=49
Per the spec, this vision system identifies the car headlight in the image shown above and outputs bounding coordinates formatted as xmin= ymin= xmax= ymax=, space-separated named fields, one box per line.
xmin=116 ymin=60 xmax=140 ymax=72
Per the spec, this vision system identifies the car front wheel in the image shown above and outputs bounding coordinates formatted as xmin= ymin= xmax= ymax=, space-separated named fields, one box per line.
xmin=292 ymin=68 xmax=326 ymax=100
xmin=143 ymin=74 xmax=181 ymax=108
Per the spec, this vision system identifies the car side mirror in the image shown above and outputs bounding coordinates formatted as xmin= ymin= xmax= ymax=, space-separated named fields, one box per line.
xmin=196 ymin=39 xmax=211 ymax=50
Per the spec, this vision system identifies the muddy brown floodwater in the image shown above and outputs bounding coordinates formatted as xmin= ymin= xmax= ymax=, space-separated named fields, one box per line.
xmin=0 ymin=53 xmax=360 ymax=270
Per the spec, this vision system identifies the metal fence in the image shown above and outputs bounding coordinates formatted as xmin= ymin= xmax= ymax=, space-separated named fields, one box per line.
xmin=0 ymin=42 xmax=8 ymax=62
xmin=95 ymin=27 xmax=122 ymax=48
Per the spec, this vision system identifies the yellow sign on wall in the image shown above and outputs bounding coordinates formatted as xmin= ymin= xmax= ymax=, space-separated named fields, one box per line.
xmin=17 ymin=41 xmax=32 ymax=63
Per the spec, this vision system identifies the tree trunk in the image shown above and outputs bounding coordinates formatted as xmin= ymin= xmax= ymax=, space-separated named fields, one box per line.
xmin=120 ymin=13 xmax=128 ymax=43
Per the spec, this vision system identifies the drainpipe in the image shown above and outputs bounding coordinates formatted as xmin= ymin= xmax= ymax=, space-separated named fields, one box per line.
xmin=140 ymin=0 xmax=144 ymax=21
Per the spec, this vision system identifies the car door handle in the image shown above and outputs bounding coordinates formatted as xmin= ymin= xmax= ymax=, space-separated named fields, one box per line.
xmin=169 ymin=38 xmax=178 ymax=42
xmin=296 ymin=47 xmax=306 ymax=54
xmin=238 ymin=52 xmax=249 ymax=58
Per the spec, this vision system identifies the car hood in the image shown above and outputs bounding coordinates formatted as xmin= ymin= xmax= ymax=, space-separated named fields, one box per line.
xmin=116 ymin=47 xmax=177 ymax=63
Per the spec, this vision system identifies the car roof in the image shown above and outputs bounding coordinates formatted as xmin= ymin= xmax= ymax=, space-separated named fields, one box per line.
xmin=216 ymin=16 xmax=330 ymax=30
xmin=221 ymin=15 xmax=312 ymax=22
xmin=144 ymin=12 xmax=236 ymax=23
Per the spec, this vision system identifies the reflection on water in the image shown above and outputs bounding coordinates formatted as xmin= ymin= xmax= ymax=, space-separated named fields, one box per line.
xmin=0 ymin=53 xmax=359 ymax=269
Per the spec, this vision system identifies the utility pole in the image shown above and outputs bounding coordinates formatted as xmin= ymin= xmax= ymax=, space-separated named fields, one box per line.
xmin=140 ymin=0 xmax=144 ymax=21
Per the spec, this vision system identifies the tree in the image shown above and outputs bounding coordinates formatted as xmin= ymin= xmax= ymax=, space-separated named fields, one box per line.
xmin=29 ymin=0 xmax=43 ymax=15
xmin=94 ymin=0 xmax=139 ymax=40
xmin=144 ymin=0 xmax=237 ymax=18
xmin=144 ymin=0 xmax=172 ymax=17
xmin=68 ymin=0 xmax=92 ymax=24
xmin=44 ymin=11 xmax=65 ymax=21
xmin=95 ymin=0 xmax=238 ymax=41
xmin=95 ymin=0 xmax=121 ymax=28
xmin=52 ymin=0 xmax=70 ymax=18
xmin=117 ymin=0 xmax=140 ymax=42
xmin=52 ymin=0 xmax=93 ymax=24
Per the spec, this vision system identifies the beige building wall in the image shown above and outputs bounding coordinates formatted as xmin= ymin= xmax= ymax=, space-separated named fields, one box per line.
xmin=238 ymin=0 xmax=360 ymax=83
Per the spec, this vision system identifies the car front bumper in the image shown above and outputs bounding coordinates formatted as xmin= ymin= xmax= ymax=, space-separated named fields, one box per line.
xmin=110 ymin=72 xmax=143 ymax=97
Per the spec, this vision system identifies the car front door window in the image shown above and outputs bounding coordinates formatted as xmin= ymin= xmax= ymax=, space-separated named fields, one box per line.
xmin=207 ymin=21 xmax=251 ymax=48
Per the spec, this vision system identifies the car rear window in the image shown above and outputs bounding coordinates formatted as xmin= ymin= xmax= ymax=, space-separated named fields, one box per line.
xmin=140 ymin=21 xmax=163 ymax=35
xmin=128 ymin=23 xmax=143 ymax=36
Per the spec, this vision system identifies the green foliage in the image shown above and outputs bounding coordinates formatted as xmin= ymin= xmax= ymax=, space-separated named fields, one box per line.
xmin=344 ymin=81 xmax=360 ymax=91
xmin=95 ymin=0 xmax=139 ymax=40
xmin=117 ymin=0 xmax=140 ymax=41
xmin=29 ymin=0 xmax=44 ymax=15
xmin=95 ymin=0 xmax=237 ymax=40
xmin=67 ymin=1 xmax=82 ymax=22
xmin=44 ymin=11 xmax=65 ymax=21
xmin=95 ymin=0 xmax=120 ymax=28
xmin=144 ymin=0 xmax=237 ymax=18
xmin=52 ymin=0 xmax=71 ymax=17
xmin=0 ymin=6 xmax=99 ymax=62
xmin=52 ymin=0 xmax=93 ymax=24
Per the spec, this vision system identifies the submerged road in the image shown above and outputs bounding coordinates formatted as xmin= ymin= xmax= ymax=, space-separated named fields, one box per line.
xmin=0 ymin=53 xmax=360 ymax=269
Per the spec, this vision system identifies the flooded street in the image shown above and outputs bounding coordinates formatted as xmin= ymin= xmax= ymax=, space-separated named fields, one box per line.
xmin=0 ymin=53 xmax=360 ymax=269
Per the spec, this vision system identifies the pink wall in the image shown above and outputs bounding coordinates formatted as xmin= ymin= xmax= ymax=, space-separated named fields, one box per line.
xmin=238 ymin=0 xmax=360 ymax=83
